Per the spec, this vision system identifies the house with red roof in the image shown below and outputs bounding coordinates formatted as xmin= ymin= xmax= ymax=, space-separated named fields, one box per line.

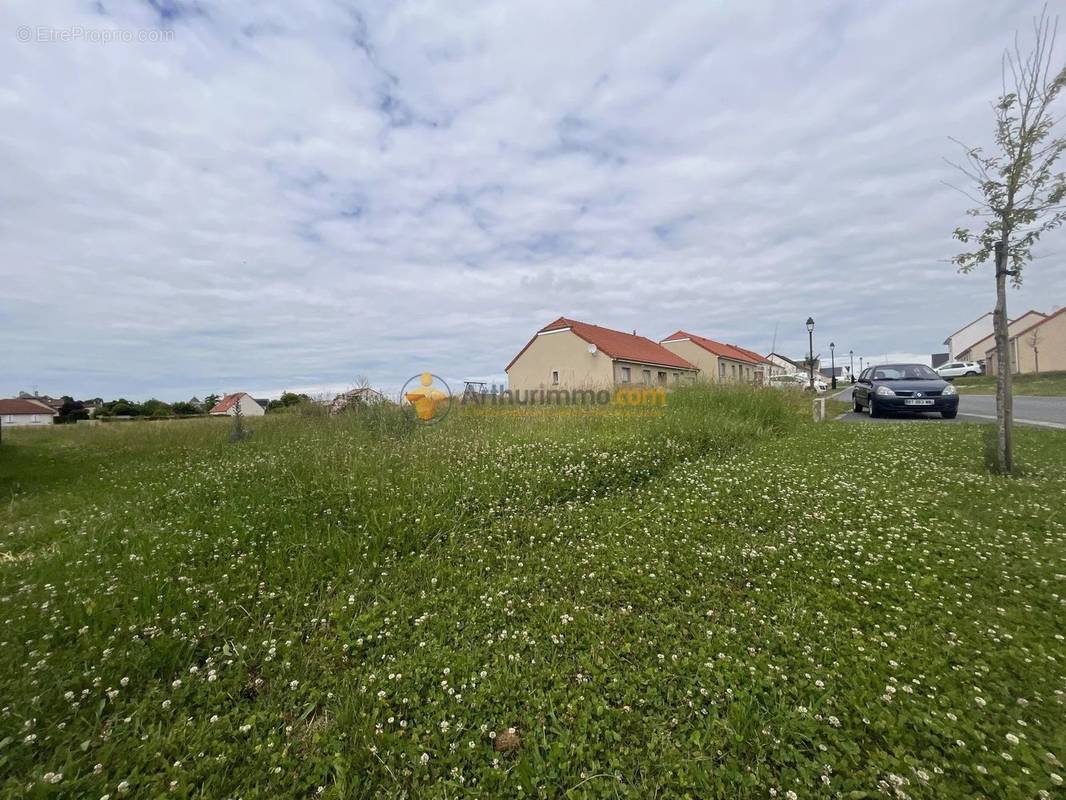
xmin=659 ymin=331 xmax=774 ymax=384
xmin=0 ymin=398 xmax=58 ymax=427
xmin=505 ymin=317 xmax=699 ymax=393
xmin=956 ymin=309 xmax=1047 ymax=365
xmin=209 ymin=392 xmax=265 ymax=418
xmin=983 ymin=306 xmax=1065 ymax=376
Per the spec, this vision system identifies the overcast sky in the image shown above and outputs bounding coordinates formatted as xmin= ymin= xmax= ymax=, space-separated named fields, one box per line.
xmin=3 ymin=1 xmax=1065 ymax=401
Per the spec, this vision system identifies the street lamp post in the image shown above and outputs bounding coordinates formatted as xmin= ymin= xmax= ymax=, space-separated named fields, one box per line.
xmin=860 ymin=356 xmax=864 ymax=373
xmin=830 ymin=342 xmax=837 ymax=389
xmin=805 ymin=317 xmax=815 ymax=391
xmin=849 ymin=349 xmax=855 ymax=383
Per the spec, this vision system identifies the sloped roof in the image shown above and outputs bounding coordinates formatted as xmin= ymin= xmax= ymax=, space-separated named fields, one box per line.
xmin=943 ymin=311 xmax=993 ymax=344
xmin=506 ymin=317 xmax=698 ymax=372
xmin=660 ymin=331 xmax=763 ymax=366
xmin=1004 ymin=306 xmax=1065 ymax=344
xmin=962 ymin=310 xmax=1048 ymax=356
xmin=725 ymin=343 xmax=774 ymax=366
xmin=0 ymin=399 xmax=58 ymax=415
xmin=209 ymin=393 xmax=251 ymax=413
xmin=768 ymin=352 xmax=802 ymax=368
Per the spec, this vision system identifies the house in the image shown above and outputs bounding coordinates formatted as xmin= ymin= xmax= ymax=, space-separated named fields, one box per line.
xmin=330 ymin=387 xmax=386 ymax=414
xmin=659 ymin=331 xmax=766 ymax=384
xmin=209 ymin=392 xmax=266 ymax=417
xmin=0 ymin=398 xmax=58 ymax=427
xmin=767 ymin=352 xmax=803 ymax=375
xmin=957 ymin=310 xmax=1047 ymax=364
xmin=505 ymin=317 xmax=699 ymax=393
xmin=17 ymin=391 xmax=65 ymax=412
xmin=943 ymin=312 xmax=995 ymax=360
xmin=984 ymin=306 xmax=1066 ymax=376
xmin=727 ymin=343 xmax=783 ymax=381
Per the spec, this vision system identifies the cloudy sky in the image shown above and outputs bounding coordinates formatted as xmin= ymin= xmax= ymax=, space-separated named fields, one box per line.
xmin=2 ymin=0 xmax=1064 ymax=401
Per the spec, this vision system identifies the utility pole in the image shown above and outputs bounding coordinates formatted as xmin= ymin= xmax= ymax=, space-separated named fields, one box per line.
xmin=849 ymin=349 xmax=855 ymax=383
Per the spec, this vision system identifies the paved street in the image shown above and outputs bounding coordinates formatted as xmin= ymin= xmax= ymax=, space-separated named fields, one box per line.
xmin=833 ymin=389 xmax=1066 ymax=429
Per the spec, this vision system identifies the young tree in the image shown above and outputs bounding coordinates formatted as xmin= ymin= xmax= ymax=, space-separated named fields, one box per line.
xmin=949 ymin=7 xmax=1066 ymax=473
xmin=1025 ymin=326 xmax=1043 ymax=373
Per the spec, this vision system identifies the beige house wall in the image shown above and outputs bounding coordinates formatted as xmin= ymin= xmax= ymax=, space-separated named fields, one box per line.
xmin=612 ymin=359 xmax=697 ymax=387
xmin=660 ymin=339 xmax=756 ymax=383
xmin=960 ymin=311 xmax=1046 ymax=362
xmin=507 ymin=330 xmax=699 ymax=393
xmin=506 ymin=329 xmax=616 ymax=393
xmin=988 ymin=312 xmax=1066 ymax=375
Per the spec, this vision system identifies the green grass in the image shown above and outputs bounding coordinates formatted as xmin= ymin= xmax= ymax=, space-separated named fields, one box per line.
xmin=1 ymin=387 xmax=1064 ymax=799
xmin=952 ymin=369 xmax=1066 ymax=395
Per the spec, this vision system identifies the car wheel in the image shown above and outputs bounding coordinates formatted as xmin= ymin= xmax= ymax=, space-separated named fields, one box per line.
xmin=941 ymin=408 xmax=958 ymax=419
xmin=965 ymin=371 xmax=977 ymax=376
xmin=853 ymin=395 xmax=862 ymax=413
xmin=869 ymin=398 xmax=882 ymax=418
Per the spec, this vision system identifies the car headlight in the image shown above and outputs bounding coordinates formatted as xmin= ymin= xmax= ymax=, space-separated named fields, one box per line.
xmin=942 ymin=383 xmax=957 ymax=396
xmin=875 ymin=385 xmax=896 ymax=396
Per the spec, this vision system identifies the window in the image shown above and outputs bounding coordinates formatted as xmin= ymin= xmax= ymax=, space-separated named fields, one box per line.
xmin=731 ymin=364 xmax=737 ymax=379
xmin=642 ymin=369 xmax=651 ymax=384
xmin=32 ymin=414 xmax=40 ymax=423
xmin=621 ymin=366 xmax=631 ymax=383
xmin=658 ymin=371 xmax=667 ymax=385
xmin=718 ymin=362 xmax=726 ymax=379
xmin=672 ymin=372 xmax=679 ymax=382
xmin=551 ymin=370 xmax=559 ymax=385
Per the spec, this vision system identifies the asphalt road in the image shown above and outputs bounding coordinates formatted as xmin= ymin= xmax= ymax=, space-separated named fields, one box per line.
xmin=833 ymin=390 xmax=1066 ymax=429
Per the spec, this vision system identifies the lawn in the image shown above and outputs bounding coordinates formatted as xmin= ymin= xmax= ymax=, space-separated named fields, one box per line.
xmin=952 ymin=369 xmax=1066 ymax=396
xmin=1 ymin=388 xmax=1064 ymax=799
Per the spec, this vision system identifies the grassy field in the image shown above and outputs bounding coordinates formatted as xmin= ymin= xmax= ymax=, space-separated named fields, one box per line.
xmin=952 ymin=369 xmax=1066 ymax=396
xmin=2 ymin=387 xmax=1065 ymax=799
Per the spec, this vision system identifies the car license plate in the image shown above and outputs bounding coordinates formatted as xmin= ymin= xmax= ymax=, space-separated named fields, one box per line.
xmin=905 ymin=398 xmax=934 ymax=406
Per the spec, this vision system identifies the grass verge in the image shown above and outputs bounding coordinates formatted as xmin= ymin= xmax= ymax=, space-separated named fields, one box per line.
xmin=1 ymin=387 xmax=1064 ymax=799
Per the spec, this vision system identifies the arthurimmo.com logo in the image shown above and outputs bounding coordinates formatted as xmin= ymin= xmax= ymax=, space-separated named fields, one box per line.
xmin=401 ymin=372 xmax=452 ymax=424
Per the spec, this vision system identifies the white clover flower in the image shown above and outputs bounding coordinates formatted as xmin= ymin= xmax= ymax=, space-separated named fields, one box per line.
xmin=420 ymin=752 xmax=430 ymax=765
xmin=1006 ymin=733 xmax=1020 ymax=745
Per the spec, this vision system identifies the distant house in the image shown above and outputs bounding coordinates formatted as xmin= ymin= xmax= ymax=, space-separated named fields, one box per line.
xmin=17 ymin=391 xmax=64 ymax=412
xmin=944 ymin=312 xmax=994 ymax=360
xmin=957 ymin=310 xmax=1047 ymax=364
xmin=0 ymin=398 xmax=58 ymax=427
xmin=506 ymin=317 xmax=699 ymax=392
xmin=767 ymin=352 xmax=803 ymax=375
xmin=209 ymin=392 xmax=265 ymax=417
xmin=330 ymin=387 xmax=386 ymax=414
xmin=984 ymin=306 xmax=1065 ymax=376
xmin=254 ymin=398 xmax=270 ymax=410
xmin=659 ymin=331 xmax=766 ymax=384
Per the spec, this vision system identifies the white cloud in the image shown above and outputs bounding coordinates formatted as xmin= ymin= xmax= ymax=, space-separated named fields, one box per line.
xmin=1 ymin=0 xmax=1063 ymax=400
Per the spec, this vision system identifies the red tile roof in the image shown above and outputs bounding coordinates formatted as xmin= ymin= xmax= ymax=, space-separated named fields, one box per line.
xmin=506 ymin=317 xmax=697 ymax=372
xmin=0 ymin=399 xmax=58 ymax=415
xmin=209 ymin=393 xmax=249 ymax=414
xmin=660 ymin=331 xmax=765 ymax=366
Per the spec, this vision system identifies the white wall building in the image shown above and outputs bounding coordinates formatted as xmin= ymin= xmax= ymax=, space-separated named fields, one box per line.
xmin=209 ymin=392 xmax=266 ymax=417
xmin=0 ymin=398 xmax=58 ymax=427
xmin=943 ymin=312 xmax=994 ymax=360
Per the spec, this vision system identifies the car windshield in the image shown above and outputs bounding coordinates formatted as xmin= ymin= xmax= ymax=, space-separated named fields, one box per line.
xmin=872 ymin=364 xmax=940 ymax=380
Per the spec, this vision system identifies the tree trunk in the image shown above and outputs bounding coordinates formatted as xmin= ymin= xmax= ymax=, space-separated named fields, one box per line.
xmin=993 ymin=240 xmax=1013 ymax=474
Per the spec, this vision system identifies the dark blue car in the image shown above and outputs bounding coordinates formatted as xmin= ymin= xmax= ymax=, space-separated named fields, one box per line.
xmin=852 ymin=363 xmax=959 ymax=419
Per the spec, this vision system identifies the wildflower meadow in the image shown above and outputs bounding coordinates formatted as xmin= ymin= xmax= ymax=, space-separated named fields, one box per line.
xmin=1 ymin=387 xmax=1064 ymax=798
